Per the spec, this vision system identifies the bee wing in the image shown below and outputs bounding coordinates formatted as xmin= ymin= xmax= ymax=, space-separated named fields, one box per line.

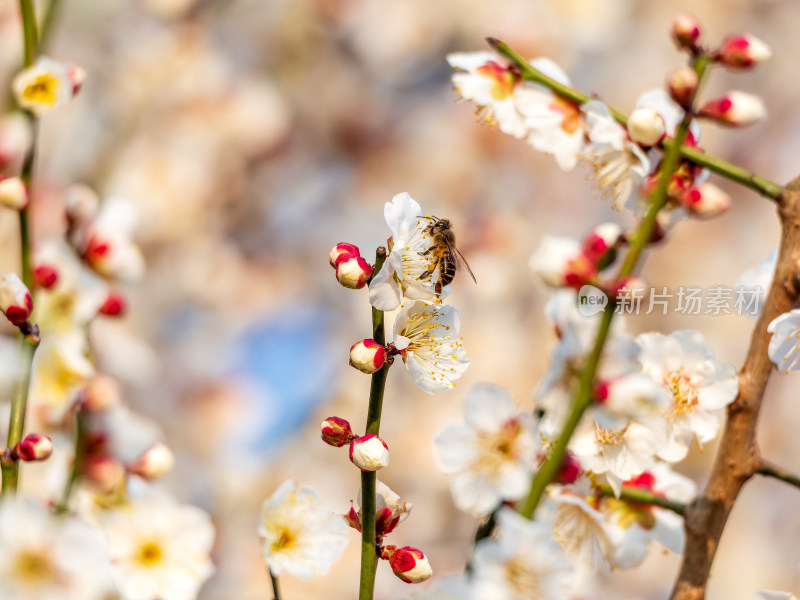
xmin=445 ymin=239 xmax=477 ymax=283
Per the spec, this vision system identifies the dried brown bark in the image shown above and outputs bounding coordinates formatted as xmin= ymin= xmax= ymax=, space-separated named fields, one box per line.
xmin=670 ymin=177 xmax=800 ymax=600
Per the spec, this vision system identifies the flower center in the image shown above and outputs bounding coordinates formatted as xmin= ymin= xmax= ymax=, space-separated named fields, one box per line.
xmin=664 ymin=369 xmax=698 ymax=416
xmin=476 ymin=61 xmax=519 ymax=101
xmin=22 ymin=74 xmax=59 ymax=105
xmin=550 ymin=96 xmax=582 ymax=133
xmin=595 ymin=424 xmax=625 ymax=447
xmin=476 ymin=419 xmax=521 ymax=471
xmin=13 ymin=549 xmax=56 ymax=584
xmin=271 ymin=527 xmax=295 ymax=553
xmin=134 ymin=541 xmax=164 ymax=567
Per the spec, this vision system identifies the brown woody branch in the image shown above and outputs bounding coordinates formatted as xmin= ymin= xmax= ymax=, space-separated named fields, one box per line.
xmin=669 ymin=179 xmax=800 ymax=600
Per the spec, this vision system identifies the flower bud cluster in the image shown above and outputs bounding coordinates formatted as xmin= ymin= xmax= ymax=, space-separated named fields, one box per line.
xmin=329 ymin=242 xmax=373 ymax=289
xmin=320 ymin=416 xmax=390 ymax=472
xmin=529 ymin=222 xmax=623 ymax=291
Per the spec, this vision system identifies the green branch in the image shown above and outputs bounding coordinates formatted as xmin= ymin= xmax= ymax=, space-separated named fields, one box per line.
xmin=516 ymin=56 xmax=710 ymax=521
xmin=55 ymin=407 xmax=86 ymax=513
xmin=359 ymin=248 xmax=389 ymax=600
xmin=596 ymin=484 xmax=687 ymax=516
xmin=487 ymin=37 xmax=783 ymax=202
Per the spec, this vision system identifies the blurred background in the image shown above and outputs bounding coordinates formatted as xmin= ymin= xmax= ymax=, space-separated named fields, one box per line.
xmin=0 ymin=0 xmax=799 ymax=598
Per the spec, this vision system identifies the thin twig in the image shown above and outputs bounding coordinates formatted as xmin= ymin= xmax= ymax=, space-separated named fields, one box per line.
xmin=596 ymin=485 xmax=687 ymax=516
xmin=755 ymin=459 xmax=800 ymax=489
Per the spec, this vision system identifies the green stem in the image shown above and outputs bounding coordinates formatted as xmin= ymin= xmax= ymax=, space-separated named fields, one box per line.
xmin=1 ymin=336 xmax=37 ymax=493
xmin=55 ymin=408 xmax=86 ymax=513
xmin=268 ymin=568 xmax=281 ymax=600
xmin=596 ymin=485 xmax=687 ymax=516
xmin=487 ymin=38 xmax=783 ymax=202
xmin=517 ymin=303 xmax=614 ymax=518
xmin=38 ymin=0 xmax=61 ymax=51
xmin=358 ymin=248 xmax=389 ymax=600
xmin=18 ymin=0 xmax=38 ymax=68
xmin=1 ymin=0 xmax=41 ymax=496
xmin=516 ymin=55 xmax=710 ymax=521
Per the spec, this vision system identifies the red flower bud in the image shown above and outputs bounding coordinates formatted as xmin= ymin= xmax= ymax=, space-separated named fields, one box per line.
xmin=717 ymin=33 xmax=771 ymax=69
xmin=382 ymin=545 xmax=433 ymax=584
xmin=321 ymin=416 xmax=355 ymax=447
xmin=15 ymin=433 xmax=53 ymax=461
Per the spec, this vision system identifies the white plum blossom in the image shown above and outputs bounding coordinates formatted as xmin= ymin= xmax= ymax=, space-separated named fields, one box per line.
xmin=518 ymin=58 xmax=585 ymax=170
xmin=471 ymin=507 xmax=575 ymax=600
xmin=0 ymin=497 xmax=112 ymax=600
xmin=101 ymin=492 xmax=215 ymax=600
xmin=12 ymin=57 xmax=76 ymax=117
xmin=569 ymin=411 xmax=667 ymax=496
xmin=258 ymin=480 xmax=348 ymax=580
xmin=393 ymin=300 xmax=469 ymax=393
xmin=767 ymin=309 xmax=800 ymax=373
xmin=369 ymin=193 xmax=441 ymax=311
xmin=636 ymin=330 xmax=738 ymax=462
xmin=551 ymin=462 xmax=695 ymax=569
xmin=550 ymin=476 xmax=618 ymax=567
xmin=447 ymin=52 xmax=530 ymax=138
xmin=581 ymin=100 xmax=650 ymax=211
xmin=433 ymin=383 xmax=537 ymax=517
xmin=30 ymin=330 xmax=96 ymax=424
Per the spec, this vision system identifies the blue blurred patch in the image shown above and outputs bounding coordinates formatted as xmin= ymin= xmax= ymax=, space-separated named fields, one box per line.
xmin=233 ymin=305 xmax=339 ymax=454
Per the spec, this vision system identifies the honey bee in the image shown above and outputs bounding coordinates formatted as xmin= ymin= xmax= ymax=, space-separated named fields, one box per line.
xmin=418 ymin=216 xmax=476 ymax=294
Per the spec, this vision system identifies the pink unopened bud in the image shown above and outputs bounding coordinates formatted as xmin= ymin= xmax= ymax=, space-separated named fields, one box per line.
xmin=349 ymin=434 xmax=389 ymax=471
xmin=33 ymin=264 xmax=59 ymax=289
xmin=671 ymin=14 xmax=701 ymax=50
xmin=15 ymin=433 xmax=53 ymax=461
xmin=627 ymin=108 xmax=666 ymax=147
xmin=681 ymin=182 xmax=731 ymax=218
xmin=336 ymin=255 xmax=373 ymax=289
xmin=717 ymin=33 xmax=772 ymax=69
xmin=382 ymin=545 xmax=433 ymax=584
xmin=81 ymin=374 xmax=122 ymax=413
xmin=0 ymin=273 xmax=32 ymax=326
xmin=698 ymin=91 xmax=766 ymax=127
xmin=329 ymin=242 xmax=360 ymax=268
xmin=128 ymin=442 xmax=175 ymax=480
xmin=667 ymin=66 xmax=699 ymax=109
xmin=321 ymin=416 xmax=355 ymax=447
xmin=349 ymin=339 xmax=386 ymax=374
xmin=0 ymin=177 xmax=28 ymax=211
xmin=582 ymin=223 xmax=622 ymax=266
xmin=99 ymin=291 xmax=127 ymax=316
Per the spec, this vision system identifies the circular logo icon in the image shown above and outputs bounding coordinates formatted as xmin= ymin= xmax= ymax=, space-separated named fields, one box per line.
xmin=577 ymin=285 xmax=609 ymax=317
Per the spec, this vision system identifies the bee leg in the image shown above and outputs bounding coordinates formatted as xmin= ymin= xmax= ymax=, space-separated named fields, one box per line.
xmin=418 ymin=247 xmax=434 ymax=256
xmin=435 ymin=282 xmax=442 ymax=295
xmin=418 ymin=266 xmax=434 ymax=280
